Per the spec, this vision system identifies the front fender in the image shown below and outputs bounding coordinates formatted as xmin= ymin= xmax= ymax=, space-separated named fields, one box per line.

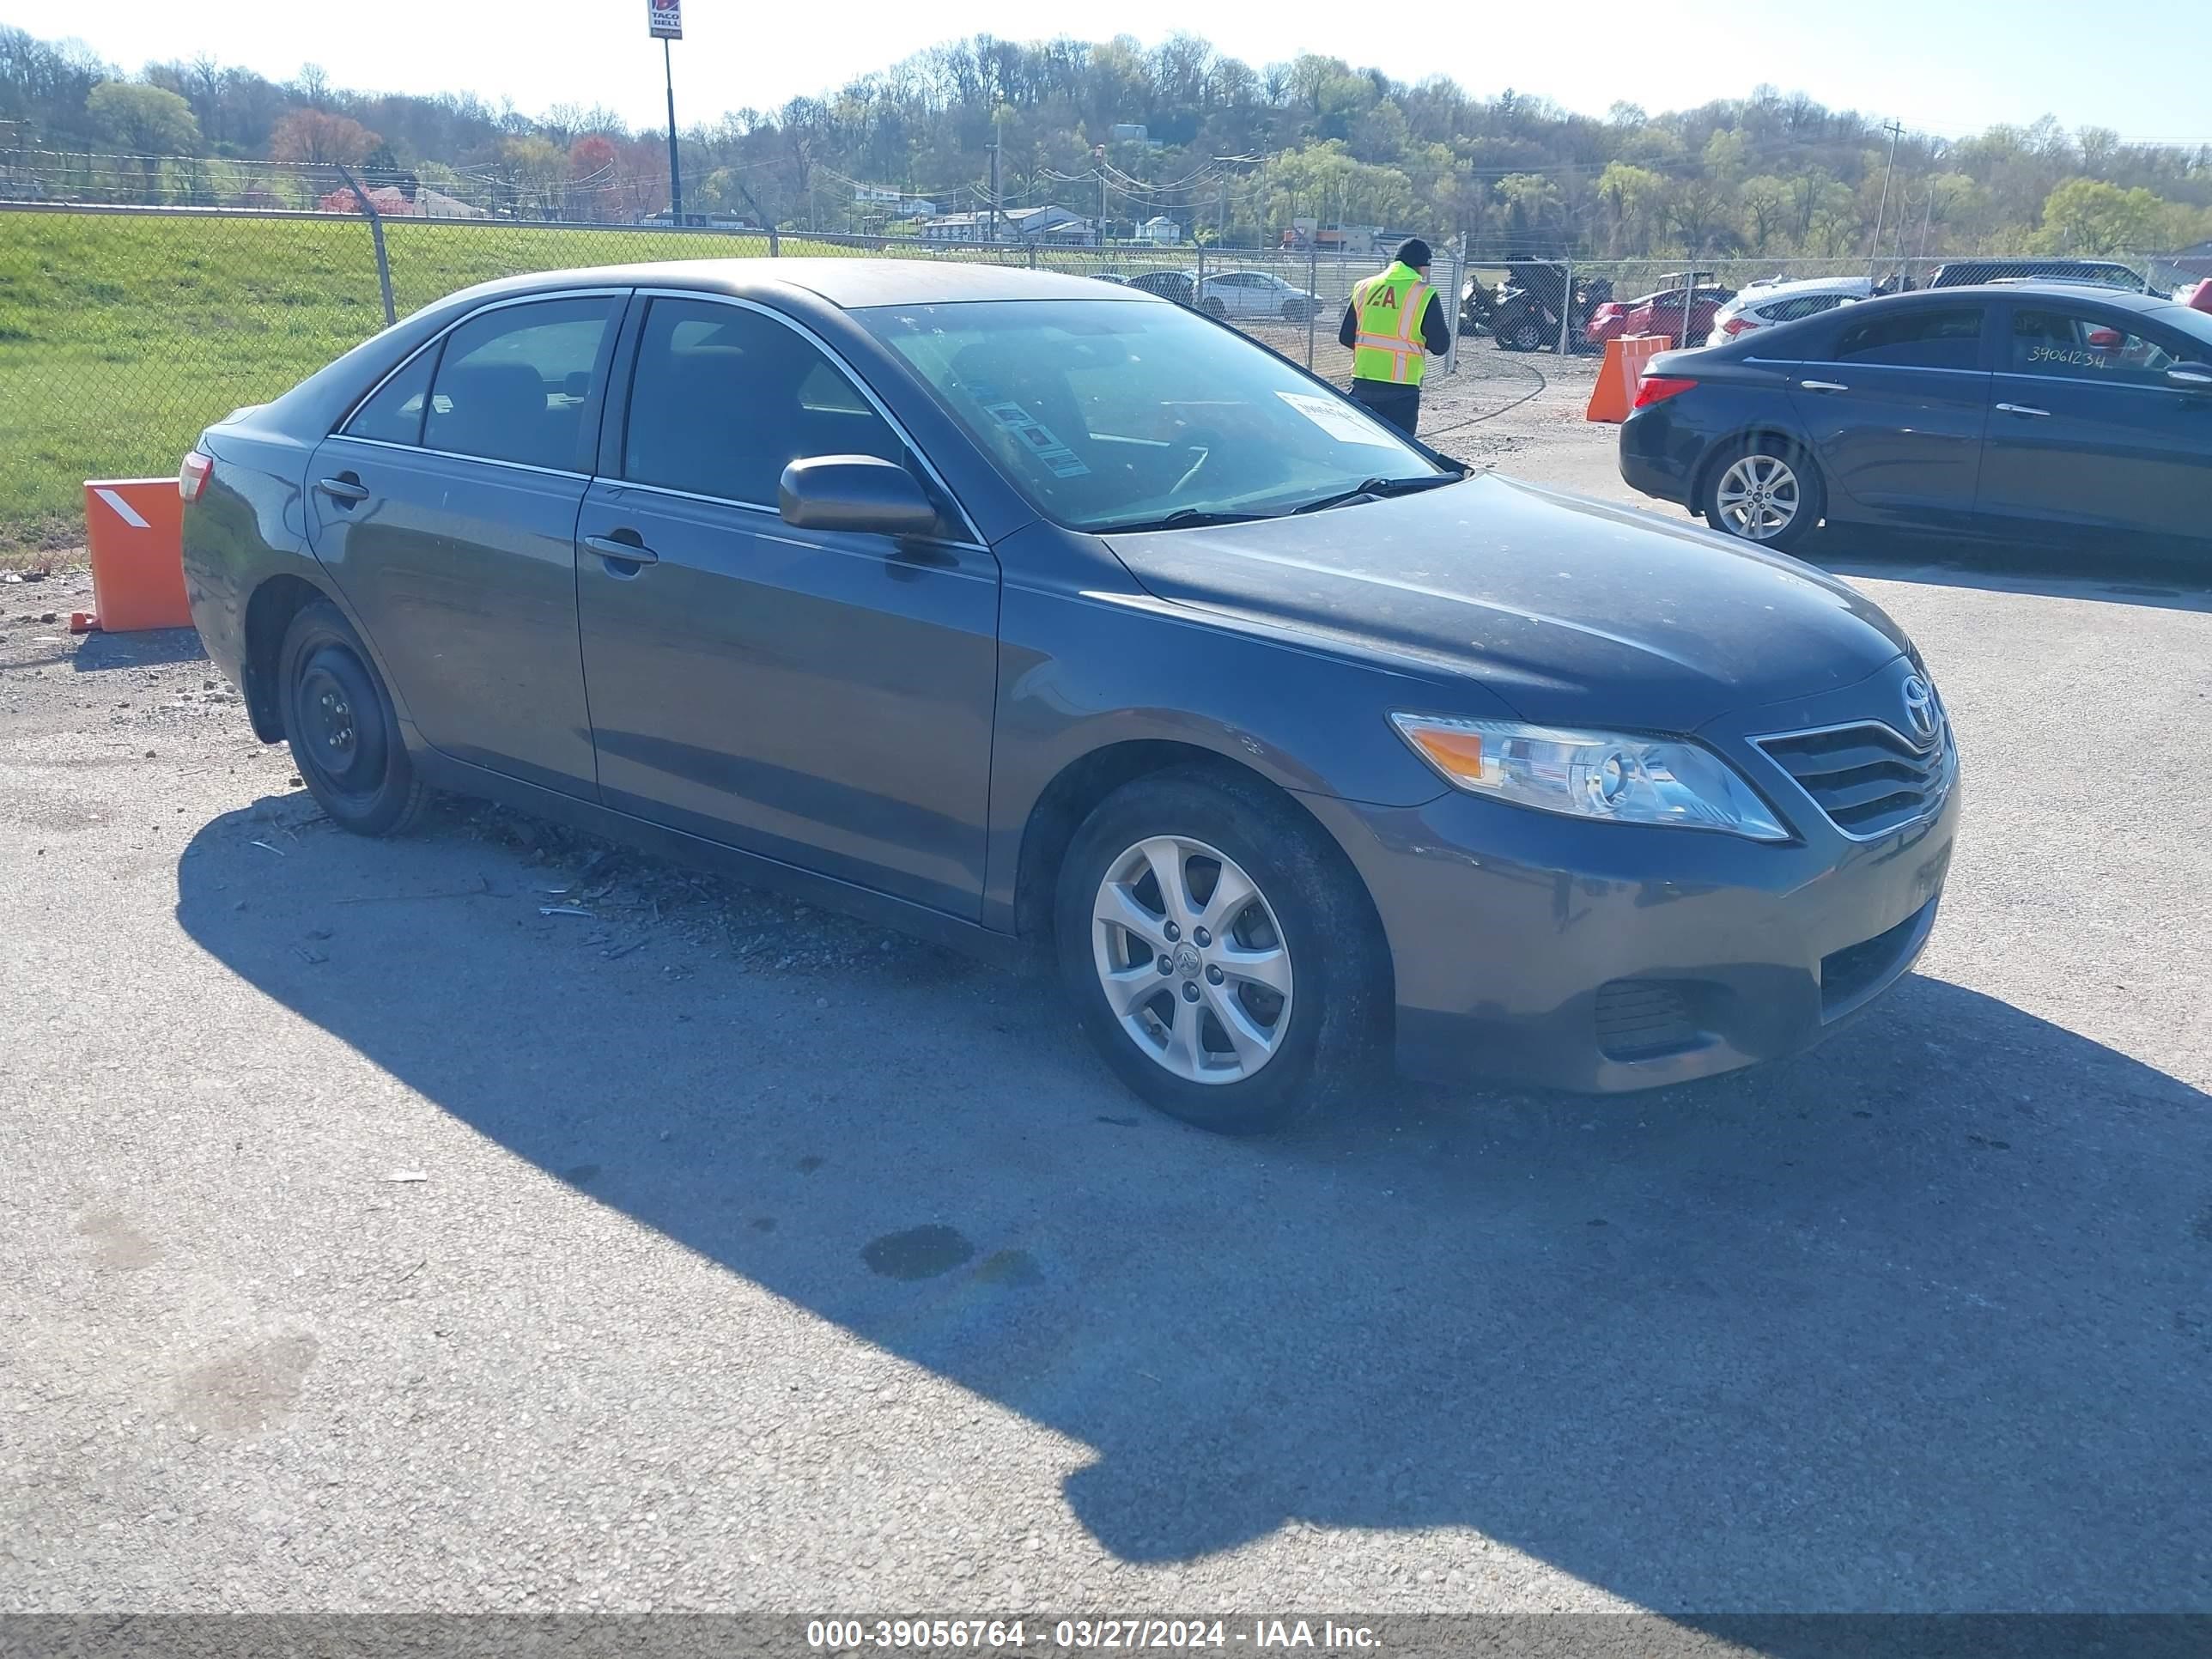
xmin=981 ymin=554 xmax=1519 ymax=930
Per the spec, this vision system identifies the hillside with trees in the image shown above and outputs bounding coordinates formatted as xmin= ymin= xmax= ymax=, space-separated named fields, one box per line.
xmin=4 ymin=23 xmax=2209 ymax=258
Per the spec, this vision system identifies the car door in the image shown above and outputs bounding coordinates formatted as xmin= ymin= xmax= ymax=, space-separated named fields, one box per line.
xmin=574 ymin=293 xmax=1000 ymax=920
xmin=307 ymin=291 xmax=624 ymax=796
xmin=1977 ymin=300 xmax=2212 ymax=548
xmin=1784 ymin=302 xmax=1992 ymax=528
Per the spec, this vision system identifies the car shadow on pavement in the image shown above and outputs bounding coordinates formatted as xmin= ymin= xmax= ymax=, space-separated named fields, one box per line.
xmin=173 ymin=801 xmax=2212 ymax=1613
xmin=1808 ymin=527 xmax=2212 ymax=614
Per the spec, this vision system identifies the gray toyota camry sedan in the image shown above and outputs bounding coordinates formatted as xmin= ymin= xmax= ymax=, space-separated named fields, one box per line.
xmin=181 ymin=260 xmax=1960 ymax=1133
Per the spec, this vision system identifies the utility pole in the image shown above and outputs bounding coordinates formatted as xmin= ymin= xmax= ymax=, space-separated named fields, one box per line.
xmin=1868 ymin=118 xmax=1902 ymax=279
xmin=1212 ymin=155 xmax=1260 ymax=251
xmin=647 ymin=2 xmax=684 ymax=222
xmin=987 ymin=142 xmax=1000 ymax=244
xmin=1891 ymin=186 xmax=1912 ymax=289
xmin=662 ymin=39 xmax=683 ymax=222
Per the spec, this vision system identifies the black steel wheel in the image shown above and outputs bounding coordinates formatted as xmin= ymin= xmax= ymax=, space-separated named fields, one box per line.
xmin=277 ymin=599 xmax=427 ymax=836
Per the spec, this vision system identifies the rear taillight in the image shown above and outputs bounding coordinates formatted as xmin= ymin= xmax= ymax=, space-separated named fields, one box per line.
xmin=1719 ymin=316 xmax=1755 ymax=337
xmin=179 ymin=449 xmax=214 ymax=504
xmin=1594 ymin=302 xmax=1623 ymax=319
xmin=1632 ymin=375 xmax=1698 ymax=409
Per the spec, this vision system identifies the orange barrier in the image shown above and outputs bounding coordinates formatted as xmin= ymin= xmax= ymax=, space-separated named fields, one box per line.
xmin=73 ymin=477 xmax=191 ymax=634
xmin=1583 ymin=333 xmax=1674 ymax=424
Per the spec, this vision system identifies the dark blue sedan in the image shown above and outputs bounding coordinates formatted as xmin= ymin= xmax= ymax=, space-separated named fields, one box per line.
xmin=1619 ymin=282 xmax=2212 ymax=555
xmin=183 ymin=259 xmax=1960 ymax=1133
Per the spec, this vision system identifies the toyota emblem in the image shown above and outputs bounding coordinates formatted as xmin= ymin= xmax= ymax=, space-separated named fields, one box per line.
xmin=1901 ymin=675 xmax=1939 ymax=744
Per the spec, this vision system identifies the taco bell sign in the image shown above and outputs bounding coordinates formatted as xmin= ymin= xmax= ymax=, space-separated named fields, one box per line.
xmin=647 ymin=0 xmax=683 ymax=39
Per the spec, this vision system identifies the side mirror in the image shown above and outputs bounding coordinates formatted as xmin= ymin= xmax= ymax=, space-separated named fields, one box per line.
xmin=777 ymin=455 xmax=940 ymax=538
xmin=2166 ymin=362 xmax=2212 ymax=388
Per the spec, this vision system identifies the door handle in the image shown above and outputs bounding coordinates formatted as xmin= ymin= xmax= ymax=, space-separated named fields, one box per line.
xmin=584 ymin=532 xmax=659 ymax=568
xmin=315 ymin=477 xmax=370 ymax=504
xmin=1995 ymin=402 xmax=2050 ymax=418
xmin=1798 ymin=380 xmax=1850 ymax=392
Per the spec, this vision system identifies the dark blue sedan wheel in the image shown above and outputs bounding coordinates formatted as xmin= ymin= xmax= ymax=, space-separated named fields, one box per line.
xmin=277 ymin=600 xmax=427 ymax=837
xmin=1702 ymin=438 xmax=1825 ymax=552
xmin=1054 ymin=765 xmax=1389 ymax=1133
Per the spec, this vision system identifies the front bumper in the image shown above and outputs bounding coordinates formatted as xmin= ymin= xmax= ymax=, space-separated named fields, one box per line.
xmin=1307 ymin=663 xmax=1961 ymax=1093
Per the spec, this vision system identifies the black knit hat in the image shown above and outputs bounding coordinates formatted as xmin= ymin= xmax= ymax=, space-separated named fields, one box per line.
xmin=1396 ymin=238 xmax=1433 ymax=269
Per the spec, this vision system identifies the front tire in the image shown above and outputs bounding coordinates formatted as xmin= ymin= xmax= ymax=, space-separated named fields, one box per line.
xmin=277 ymin=599 xmax=426 ymax=836
xmin=1054 ymin=768 xmax=1386 ymax=1134
xmin=1701 ymin=438 xmax=1825 ymax=552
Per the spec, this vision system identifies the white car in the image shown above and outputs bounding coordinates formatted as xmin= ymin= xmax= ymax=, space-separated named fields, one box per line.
xmin=1197 ymin=270 xmax=1323 ymax=322
xmin=1709 ymin=276 xmax=1873 ymax=342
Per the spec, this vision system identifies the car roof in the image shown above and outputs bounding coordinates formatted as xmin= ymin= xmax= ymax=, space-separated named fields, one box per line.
xmin=1936 ymin=257 xmax=2137 ymax=272
xmin=429 ymin=257 xmax=1154 ymax=312
xmin=1739 ymin=276 xmax=1875 ymax=298
xmin=1904 ymin=281 xmax=2166 ymax=309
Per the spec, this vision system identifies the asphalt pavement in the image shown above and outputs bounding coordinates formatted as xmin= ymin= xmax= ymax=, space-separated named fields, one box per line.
xmin=3 ymin=404 xmax=2209 ymax=1618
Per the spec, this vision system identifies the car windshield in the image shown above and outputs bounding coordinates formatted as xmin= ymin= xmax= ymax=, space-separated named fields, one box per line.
xmin=857 ymin=298 xmax=1448 ymax=532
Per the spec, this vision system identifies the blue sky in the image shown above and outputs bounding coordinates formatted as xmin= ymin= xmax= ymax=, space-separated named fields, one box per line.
xmin=9 ymin=0 xmax=2209 ymax=144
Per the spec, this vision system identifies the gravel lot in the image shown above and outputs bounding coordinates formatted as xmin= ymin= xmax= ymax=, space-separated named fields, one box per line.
xmin=4 ymin=362 xmax=2210 ymax=1618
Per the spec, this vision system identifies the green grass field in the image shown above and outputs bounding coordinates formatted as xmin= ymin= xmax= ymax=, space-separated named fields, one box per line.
xmin=0 ymin=213 xmax=842 ymax=557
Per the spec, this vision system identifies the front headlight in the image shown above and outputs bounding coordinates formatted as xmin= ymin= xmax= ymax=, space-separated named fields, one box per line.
xmin=1390 ymin=714 xmax=1791 ymax=841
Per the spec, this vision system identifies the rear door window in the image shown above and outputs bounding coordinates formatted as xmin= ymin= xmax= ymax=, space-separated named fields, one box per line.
xmin=422 ymin=296 xmax=618 ymax=471
xmin=1828 ymin=307 xmax=1984 ymax=369
xmin=343 ymin=349 xmax=434 ymax=446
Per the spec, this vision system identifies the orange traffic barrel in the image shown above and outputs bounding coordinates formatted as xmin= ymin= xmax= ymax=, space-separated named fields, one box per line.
xmin=77 ymin=477 xmax=192 ymax=633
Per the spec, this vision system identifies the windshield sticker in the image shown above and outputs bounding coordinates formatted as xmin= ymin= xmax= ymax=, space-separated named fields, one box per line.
xmin=1276 ymin=391 xmax=1402 ymax=447
xmin=981 ymin=400 xmax=1091 ymax=477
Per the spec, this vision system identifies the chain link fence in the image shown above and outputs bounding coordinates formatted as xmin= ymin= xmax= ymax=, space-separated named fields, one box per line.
xmin=1 ymin=179 xmax=2195 ymax=554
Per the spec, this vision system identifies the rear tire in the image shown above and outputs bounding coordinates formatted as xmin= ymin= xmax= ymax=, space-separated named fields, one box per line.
xmin=1700 ymin=437 xmax=1825 ymax=553
xmin=277 ymin=600 xmax=426 ymax=837
xmin=1202 ymin=297 xmax=1228 ymax=320
xmin=1054 ymin=768 xmax=1387 ymax=1135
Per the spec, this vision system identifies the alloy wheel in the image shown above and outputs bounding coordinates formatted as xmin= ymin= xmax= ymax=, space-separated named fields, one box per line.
xmin=1091 ymin=836 xmax=1292 ymax=1085
xmin=1714 ymin=453 xmax=1802 ymax=541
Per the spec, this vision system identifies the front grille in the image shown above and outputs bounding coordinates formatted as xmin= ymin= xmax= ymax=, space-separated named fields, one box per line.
xmin=1820 ymin=900 xmax=1936 ymax=1018
xmin=1595 ymin=979 xmax=1702 ymax=1061
xmin=1757 ymin=720 xmax=1953 ymax=839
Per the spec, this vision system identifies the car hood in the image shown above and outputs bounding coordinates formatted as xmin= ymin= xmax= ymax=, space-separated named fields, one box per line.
xmin=1101 ymin=474 xmax=1911 ymax=732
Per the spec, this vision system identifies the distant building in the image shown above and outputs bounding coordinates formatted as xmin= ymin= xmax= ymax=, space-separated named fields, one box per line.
xmin=1110 ymin=124 xmax=1150 ymax=145
xmin=317 ymin=183 xmax=487 ymax=219
xmin=920 ymin=211 xmax=985 ymax=242
xmin=1140 ymin=216 xmax=1183 ymax=245
xmin=920 ymin=204 xmax=1093 ymax=245
xmin=853 ymin=185 xmax=935 ymax=217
